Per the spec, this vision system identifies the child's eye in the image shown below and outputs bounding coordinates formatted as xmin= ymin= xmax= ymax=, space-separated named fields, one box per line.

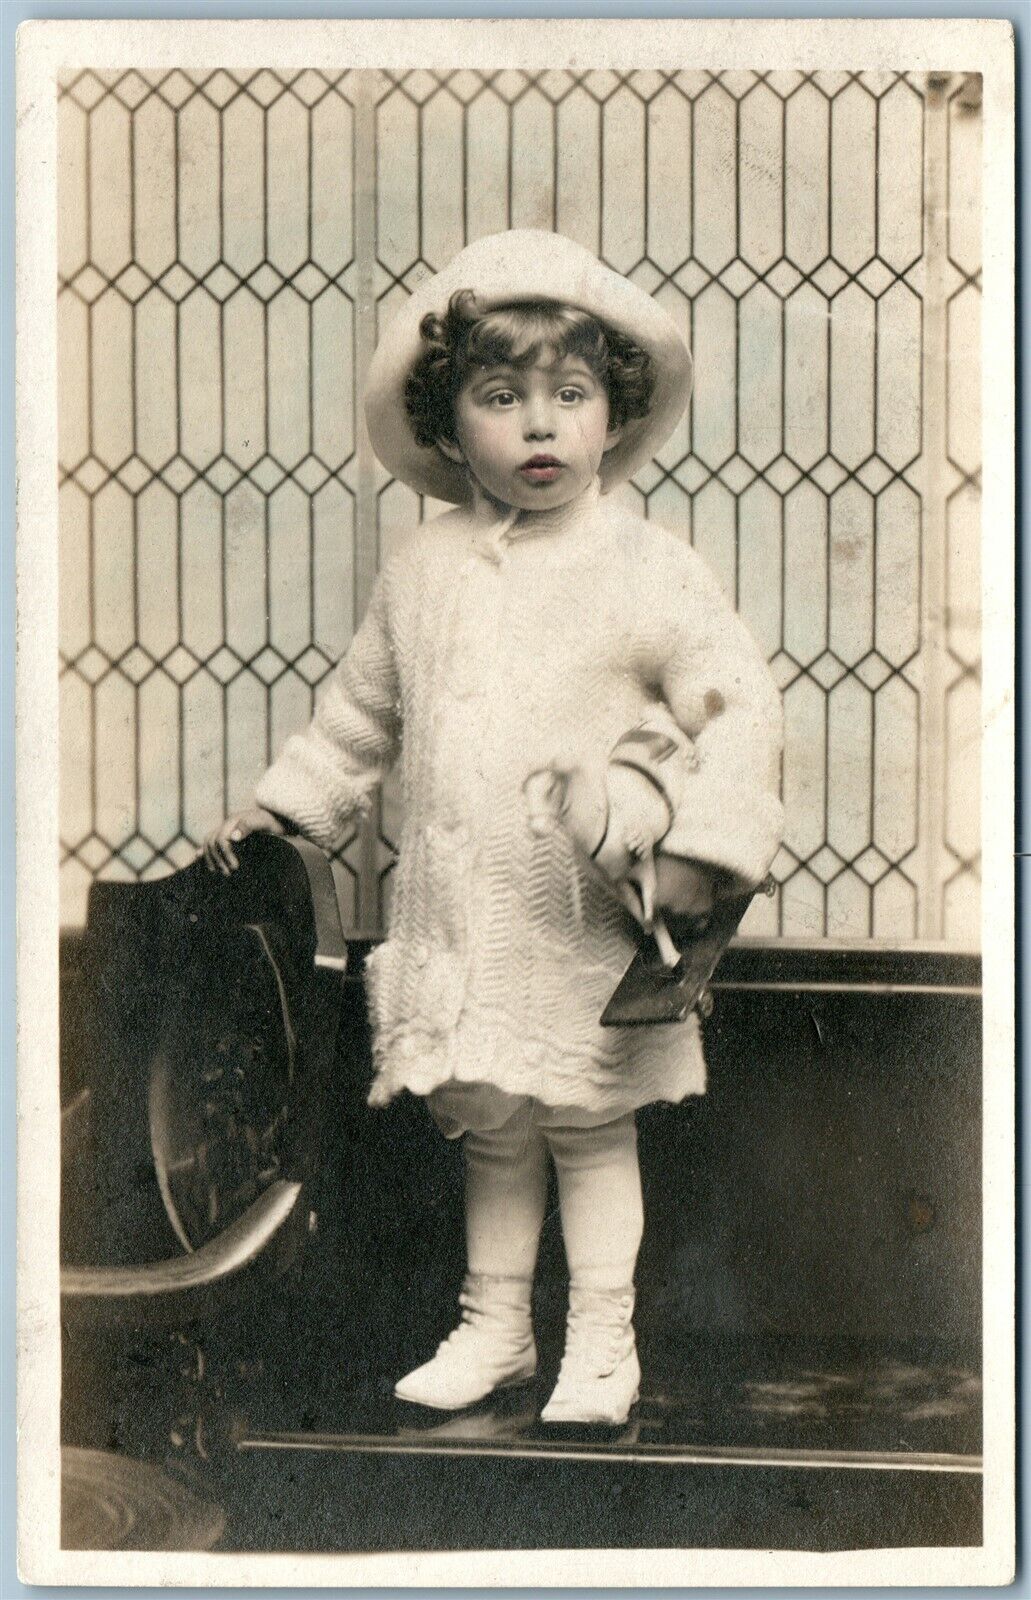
xmin=557 ymin=387 xmax=585 ymax=404
xmin=487 ymin=390 xmax=518 ymax=408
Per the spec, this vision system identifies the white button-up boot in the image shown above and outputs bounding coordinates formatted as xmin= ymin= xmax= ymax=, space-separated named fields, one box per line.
xmin=394 ymin=1273 xmax=537 ymax=1410
xmin=540 ymin=1287 xmax=640 ymax=1424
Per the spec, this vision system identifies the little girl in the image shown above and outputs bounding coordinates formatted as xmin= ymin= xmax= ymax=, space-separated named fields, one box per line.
xmin=206 ymin=230 xmax=783 ymax=1426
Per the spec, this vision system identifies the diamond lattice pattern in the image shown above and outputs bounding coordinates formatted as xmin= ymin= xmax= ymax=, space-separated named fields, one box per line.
xmin=58 ymin=68 xmax=981 ymax=942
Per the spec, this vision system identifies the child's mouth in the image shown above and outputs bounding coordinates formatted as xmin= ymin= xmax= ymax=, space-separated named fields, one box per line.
xmin=520 ymin=456 xmax=563 ymax=484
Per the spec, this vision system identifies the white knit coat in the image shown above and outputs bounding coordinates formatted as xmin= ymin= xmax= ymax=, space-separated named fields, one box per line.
xmin=256 ymin=479 xmax=784 ymax=1116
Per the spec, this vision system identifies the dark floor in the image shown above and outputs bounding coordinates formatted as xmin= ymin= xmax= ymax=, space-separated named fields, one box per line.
xmin=250 ymin=1335 xmax=983 ymax=1463
xmin=215 ymin=1448 xmax=982 ymax=1554
xmin=219 ymin=1344 xmax=982 ymax=1553
xmin=64 ymin=1336 xmax=980 ymax=1553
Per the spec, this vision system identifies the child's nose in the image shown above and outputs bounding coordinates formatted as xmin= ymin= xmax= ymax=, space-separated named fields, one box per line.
xmin=523 ymin=399 xmax=556 ymax=440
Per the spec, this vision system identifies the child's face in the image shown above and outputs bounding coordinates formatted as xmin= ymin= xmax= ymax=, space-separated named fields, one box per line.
xmin=439 ymin=351 xmax=622 ymax=512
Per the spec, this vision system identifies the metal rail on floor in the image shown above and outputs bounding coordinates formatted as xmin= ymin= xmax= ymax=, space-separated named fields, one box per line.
xmin=239 ymin=1432 xmax=982 ymax=1475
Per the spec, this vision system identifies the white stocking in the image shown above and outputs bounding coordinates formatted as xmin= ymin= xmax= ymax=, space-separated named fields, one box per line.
xmin=463 ymin=1105 xmax=549 ymax=1280
xmin=544 ymin=1115 xmax=644 ymax=1291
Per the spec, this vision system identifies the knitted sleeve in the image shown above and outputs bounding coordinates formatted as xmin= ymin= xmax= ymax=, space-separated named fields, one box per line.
xmin=254 ymin=571 xmax=401 ymax=851
xmin=650 ymin=550 xmax=784 ymax=890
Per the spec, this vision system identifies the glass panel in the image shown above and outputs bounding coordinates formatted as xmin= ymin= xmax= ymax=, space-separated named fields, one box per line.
xmin=646 ymin=86 xmax=690 ymax=272
xmin=91 ymin=482 xmax=134 ymax=661
xmin=877 ymin=82 xmax=923 ymax=271
xmin=177 ymin=94 xmax=221 ymax=278
xmin=133 ymin=94 xmax=177 ymax=279
xmin=421 ymin=90 xmax=465 ymax=269
xmin=89 ymin=95 xmax=132 ymax=278
xmin=54 ymin=68 xmax=981 ymax=947
xmin=827 ymin=675 xmax=873 ymax=861
xmin=876 ymin=282 xmax=922 ymax=469
xmin=136 ymin=481 xmax=180 ymax=662
xmin=267 ymin=289 xmax=310 ymax=467
xmin=134 ymin=290 xmax=177 ymax=468
xmin=222 ymin=92 xmax=265 ymax=276
xmin=312 ymin=480 xmax=357 ymax=657
xmin=94 ymin=672 xmax=136 ymax=847
xmin=692 ymin=83 xmax=736 ymax=274
xmin=182 ymin=672 xmax=225 ymax=840
xmin=224 ymin=481 xmax=268 ymax=658
xmin=267 ymin=90 xmax=310 ymax=276
xmin=784 ymin=83 xmax=829 ymax=273
xmin=312 ymin=288 xmax=354 ymax=469
xmin=782 ymin=676 xmax=826 ymax=861
xmin=739 ymin=83 xmax=783 ymax=273
xmin=465 ymin=88 xmax=510 ymax=243
xmin=90 ymin=290 xmax=134 ymax=469
xmin=180 ymin=481 xmax=223 ymax=659
xmin=556 ymin=89 xmax=602 ymax=254
xmin=691 ymin=282 xmax=736 ymax=469
xmin=739 ymin=284 xmax=781 ymax=469
xmin=139 ymin=671 xmax=181 ymax=848
xmin=376 ymin=90 xmax=420 ymax=274
xmin=222 ymin=289 xmax=264 ymax=468
xmin=830 ymin=83 xmax=876 ymax=274
xmin=268 ymin=481 xmax=311 ymax=660
xmin=828 ymin=482 xmax=875 ymax=667
xmin=180 ymin=288 xmax=224 ymax=468
xmin=512 ymin=90 xmax=556 ymax=234
xmin=601 ymin=87 xmax=645 ymax=271
xmin=873 ymin=675 xmax=918 ymax=861
xmin=311 ymin=91 xmax=354 ymax=276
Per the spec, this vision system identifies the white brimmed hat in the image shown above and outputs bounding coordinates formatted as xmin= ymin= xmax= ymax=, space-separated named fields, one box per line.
xmin=365 ymin=230 xmax=693 ymax=504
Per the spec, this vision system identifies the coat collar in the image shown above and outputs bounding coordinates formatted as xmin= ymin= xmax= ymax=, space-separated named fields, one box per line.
xmin=469 ymin=477 xmax=604 ymax=565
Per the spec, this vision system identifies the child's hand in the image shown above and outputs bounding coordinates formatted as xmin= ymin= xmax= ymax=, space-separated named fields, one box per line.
xmin=203 ymin=806 xmax=286 ymax=875
xmin=616 ymin=850 xmax=714 ymax=930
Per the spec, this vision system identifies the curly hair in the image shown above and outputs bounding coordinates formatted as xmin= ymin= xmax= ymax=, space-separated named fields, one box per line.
xmin=404 ymin=290 xmax=655 ymax=448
